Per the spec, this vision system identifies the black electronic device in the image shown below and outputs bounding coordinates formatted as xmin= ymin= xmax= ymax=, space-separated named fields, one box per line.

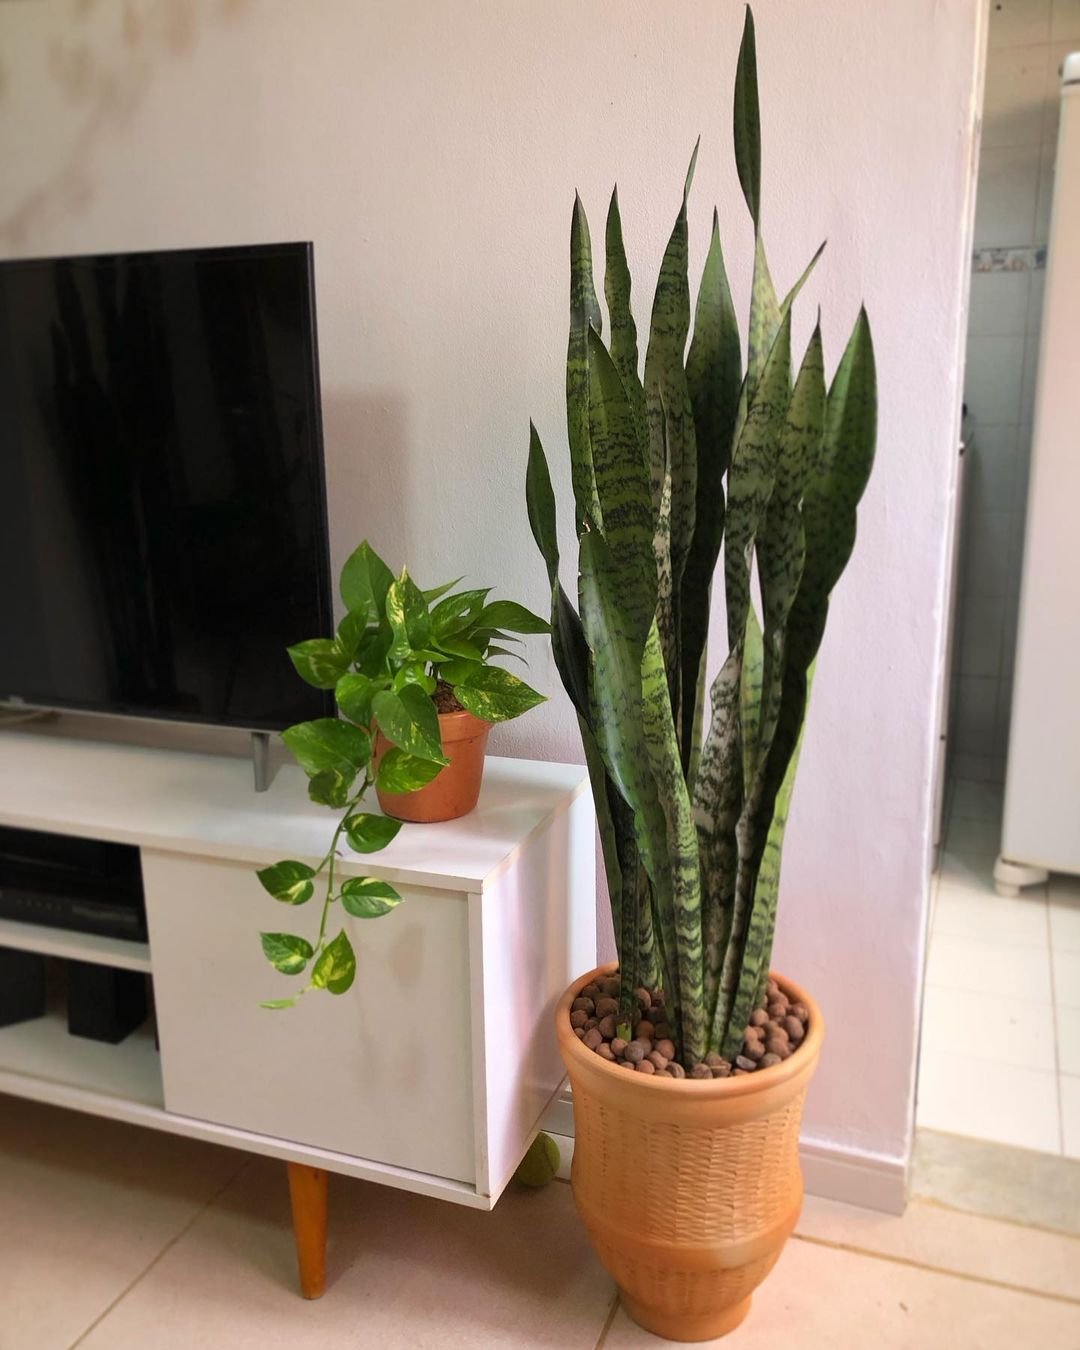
xmin=0 ymin=825 xmax=147 ymax=941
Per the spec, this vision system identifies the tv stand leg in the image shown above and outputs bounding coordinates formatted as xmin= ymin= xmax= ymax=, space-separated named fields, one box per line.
xmin=252 ymin=731 xmax=272 ymax=793
xmin=287 ymin=1162 xmax=328 ymax=1299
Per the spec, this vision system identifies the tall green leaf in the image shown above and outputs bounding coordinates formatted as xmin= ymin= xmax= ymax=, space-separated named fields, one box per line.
xmin=340 ymin=541 xmax=394 ymax=624
xmin=385 ymin=569 xmax=432 ymax=663
xmin=643 ymin=143 xmax=699 ymax=702
xmin=567 ymin=194 xmax=603 ymax=534
xmin=605 ymin=186 xmax=647 ymax=437
xmin=733 ymin=5 xmax=761 ymax=232
xmin=681 ymin=210 xmax=742 ymax=776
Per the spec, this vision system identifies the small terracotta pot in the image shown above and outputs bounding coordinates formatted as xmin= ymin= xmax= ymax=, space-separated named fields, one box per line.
xmin=374 ymin=709 xmax=491 ymax=823
xmin=556 ymin=962 xmax=823 ymax=1342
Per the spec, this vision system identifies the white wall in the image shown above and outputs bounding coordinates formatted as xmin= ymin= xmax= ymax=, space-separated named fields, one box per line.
xmin=954 ymin=0 xmax=1080 ymax=784
xmin=0 ymin=0 xmax=983 ymax=1180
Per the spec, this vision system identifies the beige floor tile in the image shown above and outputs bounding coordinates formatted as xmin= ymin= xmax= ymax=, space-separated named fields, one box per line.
xmin=77 ymin=1159 xmax=613 ymax=1349
xmin=1058 ymin=1006 xmax=1080 ymax=1076
xmin=949 ymin=778 xmax=1004 ymax=823
xmin=1055 ymin=949 xmax=1080 ymax=1009
xmin=796 ymin=1193 xmax=1080 ymax=1301
xmin=0 ymin=1094 xmax=244 ymax=1350
xmin=916 ymin=1048 xmax=1060 ymax=1153
xmin=602 ymin=1236 xmax=1080 ymax=1349
xmin=921 ymin=985 xmax=1055 ymax=1072
xmin=1050 ymin=875 xmax=1080 ymax=953
xmin=925 ymin=933 xmax=1052 ymax=1002
xmin=1063 ymin=1076 xmax=1080 ymax=1161
xmin=932 ymin=885 xmax=1048 ymax=948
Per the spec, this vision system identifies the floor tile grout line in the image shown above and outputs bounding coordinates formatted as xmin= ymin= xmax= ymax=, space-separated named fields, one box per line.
xmin=914 ymin=1192 xmax=1080 ymax=1242
xmin=1046 ymin=896 xmax=1066 ymax=1155
xmin=66 ymin=1155 xmax=252 ymax=1350
xmin=592 ymin=1292 xmax=620 ymax=1350
xmin=791 ymin=1233 xmax=1080 ymax=1307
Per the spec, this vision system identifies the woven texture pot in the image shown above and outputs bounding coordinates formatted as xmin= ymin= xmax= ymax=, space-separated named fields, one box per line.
xmin=556 ymin=962 xmax=823 ymax=1342
xmin=375 ymin=709 xmax=491 ymax=823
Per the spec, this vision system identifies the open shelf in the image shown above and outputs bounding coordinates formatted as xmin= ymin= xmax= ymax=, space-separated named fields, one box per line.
xmin=0 ymin=1002 xmax=163 ymax=1109
xmin=0 ymin=916 xmax=151 ymax=973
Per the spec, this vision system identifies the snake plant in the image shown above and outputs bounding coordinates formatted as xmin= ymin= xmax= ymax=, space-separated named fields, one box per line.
xmin=526 ymin=7 xmax=877 ymax=1068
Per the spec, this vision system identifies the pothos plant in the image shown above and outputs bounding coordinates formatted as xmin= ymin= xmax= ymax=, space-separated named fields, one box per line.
xmin=255 ymin=540 xmax=548 ymax=1008
xmin=526 ymin=8 xmax=877 ymax=1067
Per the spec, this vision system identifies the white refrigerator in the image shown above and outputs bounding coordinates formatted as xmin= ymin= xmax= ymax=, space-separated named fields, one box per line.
xmin=996 ymin=53 xmax=1080 ymax=895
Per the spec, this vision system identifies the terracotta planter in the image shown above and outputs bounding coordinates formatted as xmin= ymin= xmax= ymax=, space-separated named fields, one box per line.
xmin=374 ymin=709 xmax=491 ymax=823
xmin=556 ymin=962 xmax=823 ymax=1342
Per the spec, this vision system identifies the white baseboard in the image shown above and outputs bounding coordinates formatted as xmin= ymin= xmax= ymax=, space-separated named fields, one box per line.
xmin=541 ymin=1096 xmax=907 ymax=1215
xmin=798 ymin=1134 xmax=908 ymax=1215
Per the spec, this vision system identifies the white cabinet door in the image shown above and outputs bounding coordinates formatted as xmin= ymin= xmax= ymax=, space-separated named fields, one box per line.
xmin=143 ymin=849 xmax=476 ymax=1183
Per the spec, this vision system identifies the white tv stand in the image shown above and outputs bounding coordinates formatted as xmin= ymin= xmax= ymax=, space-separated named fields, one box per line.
xmin=0 ymin=726 xmax=594 ymax=1297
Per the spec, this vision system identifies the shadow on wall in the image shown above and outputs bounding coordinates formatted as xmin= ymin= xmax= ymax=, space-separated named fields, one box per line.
xmin=0 ymin=0 xmax=252 ymax=249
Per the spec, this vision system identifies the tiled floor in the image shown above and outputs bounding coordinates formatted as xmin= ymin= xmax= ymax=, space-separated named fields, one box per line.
xmin=0 ymin=1095 xmax=1077 ymax=1350
xmin=918 ymin=777 xmax=1079 ymax=1155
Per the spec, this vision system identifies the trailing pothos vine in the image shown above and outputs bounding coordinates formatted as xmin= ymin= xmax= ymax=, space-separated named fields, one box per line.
xmin=255 ymin=540 xmax=548 ymax=1008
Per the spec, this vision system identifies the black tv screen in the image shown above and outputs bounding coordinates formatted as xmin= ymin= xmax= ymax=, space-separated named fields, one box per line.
xmin=0 ymin=242 xmax=332 ymax=731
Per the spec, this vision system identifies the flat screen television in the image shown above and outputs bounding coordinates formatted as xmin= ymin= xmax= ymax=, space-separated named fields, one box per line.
xmin=0 ymin=241 xmax=333 ymax=732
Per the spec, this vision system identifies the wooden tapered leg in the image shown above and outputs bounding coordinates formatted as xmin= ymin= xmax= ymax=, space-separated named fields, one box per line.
xmin=286 ymin=1162 xmax=328 ymax=1299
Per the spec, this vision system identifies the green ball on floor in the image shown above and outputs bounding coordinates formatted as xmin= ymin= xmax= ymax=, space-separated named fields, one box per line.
xmin=514 ymin=1132 xmax=560 ymax=1187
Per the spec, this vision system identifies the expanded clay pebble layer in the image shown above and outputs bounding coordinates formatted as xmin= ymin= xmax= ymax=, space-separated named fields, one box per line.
xmin=569 ymin=976 xmax=810 ymax=1078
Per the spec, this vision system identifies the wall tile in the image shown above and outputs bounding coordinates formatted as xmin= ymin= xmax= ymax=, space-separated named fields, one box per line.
xmin=964 ymin=509 xmax=1016 ymax=598
xmin=968 ymin=268 xmax=1031 ymax=334
xmin=1007 ymin=509 xmax=1028 ymax=596
xmin=968 ymin=423 xmax=1020 ymax=515
xmin=951 ymin=751 xmax=1006 ymax=783
xmin=974 ymin=146 xmax=1040 ymax=247
xmin=995 ymin=672 xmax=1016 ymax=752
xmin=1027 ymin=264 xmax=1046 ymax=332
xmin=964 ymin=335 xmax=1026 ymax=424
xmin=1045 ymin=43 xmax=1079 ymax=136
xmin=1020 ymin=332 xmax=1041 ymax=425
xmin=955 ymin=675 xmax=1001 ymax=754
xmin=1034 ymin=139 xmax=1057 ymax=241
xmin=1051 ymin=0 xmax=1080 ymax=40
xmin=984 ymin=43 xmax=1053 ymax=147
xmin=1001 ymin=591 xmax=1022 ymax=683
xmin=958 ymin=596 xmax=1008 ymax=676
xmin=989 ymin=0 xmax=1052 ymax=49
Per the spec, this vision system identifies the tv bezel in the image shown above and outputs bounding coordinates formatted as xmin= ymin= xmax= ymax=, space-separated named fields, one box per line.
xmin=0 ymin=240 xmax=334 ymax=734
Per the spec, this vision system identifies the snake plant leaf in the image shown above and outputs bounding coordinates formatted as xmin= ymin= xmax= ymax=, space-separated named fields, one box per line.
xmin=526 ymin=421 xmax=561 ymax=585
xmin=605 ymin=187 xmax=647 ymax=436
xmin=340 ymin=541 xmax=395 ymax=626
xmin=587 ymin=326 xmax=657 ymax=644
xmin=734 ymin=5 xmax=761 ymax=232
xmin=641 ymin=621 xmax=705 ymax=1065
xmin=755 ymin=321 xmax=826 ymax=764
xmin=372 ymin=686 xmax=447 ymax=764
xmin=568 ymin=194 xmax=603 ymax=534
xmin=764 ymin=307 xmax=877 ymax=811
xmin=747 ymin=238 xmax=825 ymax=408
xmin=721 ymin=701 xmax=807 ymax=1059
xmin=681 ymin=209 xmax=743 ymax=775
xmin=643 ymin=144 xmax=699 ymax=694
xmin=724 ymin=308 xmax=792 ymax=651
xmin=525 ymin=421 xmax=594 ymax=726
xmin=739 ymin=604 xmax=764 ymax=797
